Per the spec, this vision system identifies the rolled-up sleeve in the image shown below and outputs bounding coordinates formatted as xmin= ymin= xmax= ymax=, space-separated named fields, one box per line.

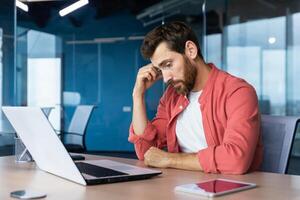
xmin=128 ymin=121 xmax=160 ymax=160
xmin=197 ymin=84 xmax=261 ymax=174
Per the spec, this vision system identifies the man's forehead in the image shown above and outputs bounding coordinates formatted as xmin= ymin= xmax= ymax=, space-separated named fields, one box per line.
xmin=151 ymin=45 xmax=174 ymax=67
xmin=150 ymin=57 xmax=171 ymax=68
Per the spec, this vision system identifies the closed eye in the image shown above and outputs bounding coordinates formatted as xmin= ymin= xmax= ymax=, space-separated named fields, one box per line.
xmin=161 ymin=62 xmax=172 ymax=70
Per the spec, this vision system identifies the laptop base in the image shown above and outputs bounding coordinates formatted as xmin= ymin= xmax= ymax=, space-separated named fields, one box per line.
xmin=71 ymin=155 xmax=85 ymax=161
xmin=85 ymin=173 xmax=162 ymax=185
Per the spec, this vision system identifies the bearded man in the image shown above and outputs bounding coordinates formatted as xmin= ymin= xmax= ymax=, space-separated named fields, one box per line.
xmin=128 ymin=21 xmax=263 ymax=174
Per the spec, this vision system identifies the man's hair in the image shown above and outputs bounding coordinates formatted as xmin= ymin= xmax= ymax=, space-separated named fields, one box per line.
xmin=141 ymin=21 xmax=203 ymax=59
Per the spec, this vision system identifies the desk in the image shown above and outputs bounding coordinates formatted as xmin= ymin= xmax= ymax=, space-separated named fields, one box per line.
xmin=1 ymin=154 xmax=300 ymax=200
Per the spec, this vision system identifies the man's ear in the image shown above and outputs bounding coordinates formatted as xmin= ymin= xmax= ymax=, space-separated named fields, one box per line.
xmin=184 ymin=41 xmax=198 ymax=59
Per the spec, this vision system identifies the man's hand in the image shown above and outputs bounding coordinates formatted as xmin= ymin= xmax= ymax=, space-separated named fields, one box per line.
xmin=144 ymin=147 xmax=203 ymax=171
xmin=133 ymin=64 xmax=162 ymax=97
xmin=144 ymin=147 xmax=172 ymax=168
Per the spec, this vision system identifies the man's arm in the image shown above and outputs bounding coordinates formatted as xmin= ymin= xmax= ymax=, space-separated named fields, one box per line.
xmin=144 ymin=147 xmax=203 ymax=171
xmin=129 ymin=64 xmax=168 ymax=160
xmin=197 ymin=84 xmax=261 ymax=174
xmin=132 ymin=94 xmax=147 ymax=136
xmin=132 ymin=64 xmax=162 ymax=135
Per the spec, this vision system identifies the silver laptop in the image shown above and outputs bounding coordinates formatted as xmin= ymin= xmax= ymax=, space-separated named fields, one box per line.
xmin=2 ymin=106 xmax=161 ymax=186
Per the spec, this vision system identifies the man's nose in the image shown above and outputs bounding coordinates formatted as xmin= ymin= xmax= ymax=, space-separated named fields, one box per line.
xmin=162 ymin=70 xmax=172 ymax=83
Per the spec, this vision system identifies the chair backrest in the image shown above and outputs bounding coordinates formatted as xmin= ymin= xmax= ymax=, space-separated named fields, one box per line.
xmin=64 ymin=105 xmax=95 ymax=146
xmin=260 ymin=115 xmax=300 ymax=174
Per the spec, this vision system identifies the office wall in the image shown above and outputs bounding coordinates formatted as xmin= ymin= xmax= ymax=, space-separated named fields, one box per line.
xmin=14 ymin=4 xmax=165 ymax=151
xmin=61 ymin=13 xmax=163 ymax=151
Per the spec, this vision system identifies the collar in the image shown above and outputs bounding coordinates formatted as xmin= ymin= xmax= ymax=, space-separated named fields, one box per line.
xmin=199 ymin=63 xmax=219 ymax=106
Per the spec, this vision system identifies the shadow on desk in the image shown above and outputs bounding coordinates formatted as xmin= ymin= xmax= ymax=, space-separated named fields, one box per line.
xmin=0 ymin=146 xmax=138 ymax=159
xmin=86 ymin=151 xmax=137 ymax=159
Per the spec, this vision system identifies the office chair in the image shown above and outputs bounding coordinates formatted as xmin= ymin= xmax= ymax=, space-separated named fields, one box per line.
xmin=260 ymin=115 xmax=300 ymax=174
xmin=62 ymin=105 xmax=95 ymax=153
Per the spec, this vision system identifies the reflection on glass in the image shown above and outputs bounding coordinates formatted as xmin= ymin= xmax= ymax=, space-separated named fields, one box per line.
xmin=227 ymin=46 xmax=261 ymax=96
xmin=225 ymin=17 xmax=286 ymax=115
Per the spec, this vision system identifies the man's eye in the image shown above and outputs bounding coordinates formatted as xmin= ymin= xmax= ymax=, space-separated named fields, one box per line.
xmin=162 ymin=63 xmax=172 ymax=69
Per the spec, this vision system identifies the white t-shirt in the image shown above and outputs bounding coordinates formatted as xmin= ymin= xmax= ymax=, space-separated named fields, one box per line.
xmin=175 ymin=91 xmax=208 ymax=153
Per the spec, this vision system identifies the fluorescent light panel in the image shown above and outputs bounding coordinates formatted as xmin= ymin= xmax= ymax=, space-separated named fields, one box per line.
xmin=66 ymin=37 xmax=126 ymax=45
xmin=59 ymin=0 xmax=89 ymax=17
xmin=16 ymin=0 xmax=29 ymax=12
xmin=128 ymin=36 xmax=145 ymax=41
xmin=94 ymin=37 xmax=126 ymax=43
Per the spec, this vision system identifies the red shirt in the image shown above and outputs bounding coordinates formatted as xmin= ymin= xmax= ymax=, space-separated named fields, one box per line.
xmin=128 ymin=63 xmax=263 ymax=174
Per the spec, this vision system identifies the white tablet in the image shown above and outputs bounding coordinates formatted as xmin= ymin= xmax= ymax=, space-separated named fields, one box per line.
xmin=174 ymin=178 xmax=256 ymax=197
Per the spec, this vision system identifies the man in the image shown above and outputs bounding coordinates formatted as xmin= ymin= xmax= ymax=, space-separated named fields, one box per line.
xmin=128 ymin=21 xmax=263 ymax=174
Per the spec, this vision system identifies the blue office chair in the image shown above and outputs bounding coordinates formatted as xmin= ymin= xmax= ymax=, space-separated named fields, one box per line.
xmin=62 ymin=105 xmax=95 ymax=153
xmin=260 ymin=115 xmax=300 ymax=174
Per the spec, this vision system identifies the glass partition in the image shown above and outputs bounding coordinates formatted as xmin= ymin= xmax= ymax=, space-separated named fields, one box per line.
xmin=205 ymin=0 xmax=300 ymax=117
xmin=0 ymin=0 xmax=16 ymax=156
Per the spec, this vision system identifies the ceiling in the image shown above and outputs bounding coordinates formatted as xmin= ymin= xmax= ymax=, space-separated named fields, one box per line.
xmin=15 ymin=0 xmax=300 ymax=36
xmin=17 ymin=0 xmax=162 ymax=28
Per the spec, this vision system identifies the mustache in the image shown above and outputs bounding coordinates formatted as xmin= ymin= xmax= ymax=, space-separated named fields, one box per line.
xmin=166 ymin=79 xmax=173 ymax=87
xmin=166 ymin=79 xmax=185 ymax=87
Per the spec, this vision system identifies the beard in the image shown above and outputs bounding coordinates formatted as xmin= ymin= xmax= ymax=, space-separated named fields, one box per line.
xmin=167 ymin=56 xmax=197 ymax=95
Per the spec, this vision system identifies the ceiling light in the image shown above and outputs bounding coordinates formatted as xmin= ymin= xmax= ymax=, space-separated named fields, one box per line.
xmin=268 ymin=37 xmax=276 ymax=44
xmin=16 ymin=0 xmax=29 ymax=12
xmin=59 ymin=0 xmax=89 ymax=17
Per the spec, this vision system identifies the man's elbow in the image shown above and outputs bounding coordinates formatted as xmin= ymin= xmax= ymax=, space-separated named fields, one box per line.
xmin=223 ymin=157 xmax=251 ymax=175
xmin=229 ymin=165 xmax=249 ymax=175
xmin=134 ymin=146 xmax=146 ymax=161
xmin=136 ymin=152 xmax=145 ymax=161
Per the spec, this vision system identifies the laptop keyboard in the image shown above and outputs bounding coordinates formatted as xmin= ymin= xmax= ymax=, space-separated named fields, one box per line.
xmin=75 ymin=162 xmax=128 ymax=177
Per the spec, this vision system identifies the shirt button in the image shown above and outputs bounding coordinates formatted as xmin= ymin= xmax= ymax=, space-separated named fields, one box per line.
xmin=179 ymin=105 xmax=183 ymax=109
